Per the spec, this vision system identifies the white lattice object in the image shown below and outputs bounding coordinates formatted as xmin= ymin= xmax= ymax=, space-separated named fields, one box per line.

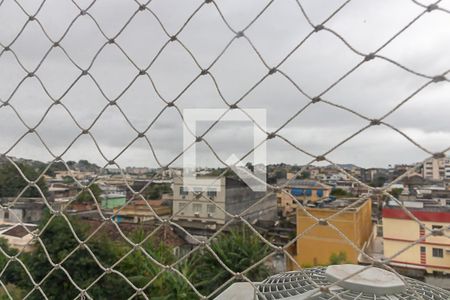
xmin=0 ymin=0 xmax=449 ymax=299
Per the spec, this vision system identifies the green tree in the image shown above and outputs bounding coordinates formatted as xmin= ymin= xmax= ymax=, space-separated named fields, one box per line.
xmin=22 ymin=212 xmax=126 ymax=299
xmin=390 ymin=188 xmax=403 ymax=199
xmin=191 ymin=227 xmax=271 ymax=296
xmin=0 ymin=162 xmax=47 ymax=198
xmin=115 ymin=228 xmax=197 ymax=299
xmin=330 ymin=188 xmax=351 ymax=198
xmin=0 ymin=284 xmax=23 ymax=299
xmin=75 ymin=183 xmax=102 ymax=203
xmin=370 ymin=175 xmax=387 ymax=188
xmin=143 ymin=183 xmax=171 ymax=200
xmin=63 ymin=176 xmax=75 ymax=184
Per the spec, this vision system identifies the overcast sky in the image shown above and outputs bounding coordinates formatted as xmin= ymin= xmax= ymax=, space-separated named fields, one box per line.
xmin=1 ymin=0 xmax=450 ymax=169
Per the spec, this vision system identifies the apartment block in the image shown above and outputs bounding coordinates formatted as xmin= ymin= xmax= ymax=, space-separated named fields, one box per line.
xmin=172 ymin=177 xmax=277 ymax=227
xmin=383 ymin=203 xmax=450 ymax=275
xmin=422 ymin=157 xmax=450 ymax=181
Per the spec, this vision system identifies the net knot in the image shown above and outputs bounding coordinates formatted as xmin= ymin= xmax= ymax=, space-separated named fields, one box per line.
xmin=315 ymin=155 xmax=326 ymax=162
xmin=370 ymin=119 xmax=381 ymax=126
xmin=427 ymin=4 xmax=438 ymax=12
xmin=314 ymin=24 xmax=324 ymax=32
xmin=236 ymin=31 xmax=244 ymax=38
xmin=267 ymin=132 xmax=276 ymax=139
xmin=432 ymin=75 xmax=446 ymax=82
xmin=268 ymin=68 xmax=277 ymax=75
xmin=311 ymin=96 xmax=321 ymax=103
xmin=364 ymin=53 xmax=375 ymax=61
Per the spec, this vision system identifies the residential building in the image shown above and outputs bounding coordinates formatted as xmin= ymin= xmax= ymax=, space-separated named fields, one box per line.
xmin=0 ymin=223 xmax=38 ymax=252
xmin=54 ymin=170 xmax=96 ymax=181
xmin=125 ymin=167 xmax=150 ymax=175
xmin=101 ymin=194 xmax=126 ymax=210
xmin=0 ymin=198 xmax=45 ymax=224
xmin=292 ymin=198 xmax=373 ymax=268
xmin=172 ymin=177 xmax=277 ymax=228
xmin=422 ymin=157 xmax=450 ymax=181
xmin=383 ymin=200 xmax=450 ymax=275
xmin=112 ymin=200 xmax=171 ymax=223
xmin=276 ymin=179 xmax=332 ymax=217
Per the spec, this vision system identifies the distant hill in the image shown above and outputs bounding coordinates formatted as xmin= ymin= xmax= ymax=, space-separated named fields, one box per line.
xmin=0 ymin=156 xmax=100 ymax=175
xmin=330 ymin=163 xmax=361 ymax=170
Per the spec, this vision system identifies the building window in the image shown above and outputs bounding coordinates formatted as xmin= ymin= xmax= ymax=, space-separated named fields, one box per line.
xmin=193 ymin=203 xmax=202 ymax=213
xmin=432 ymin=248 xmax=444 ymax=258
xmin=207 ymin=204 xmax=216 ymax=214
xmin=432 ymin=225 xmax=443 ymax=230
xmin=207 ymin=189 xmax=217 ymax=198
xmin=179 ymin=187 xmax=188 ymax=196
xmin=4 ymin=210 xmax=9 ymax=220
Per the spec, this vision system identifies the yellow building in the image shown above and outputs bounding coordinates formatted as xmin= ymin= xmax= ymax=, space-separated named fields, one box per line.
xmin=383 ymin=205 xmax=450 ymax=275
xmin=292 ymin=198 xmax=372 ymax=268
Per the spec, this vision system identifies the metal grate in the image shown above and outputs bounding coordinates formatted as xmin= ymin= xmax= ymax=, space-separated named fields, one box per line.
xmin=0 ymin=0 xmax=449 ymax=299
xmin=257 ymin=266 xmax=450 ymax=300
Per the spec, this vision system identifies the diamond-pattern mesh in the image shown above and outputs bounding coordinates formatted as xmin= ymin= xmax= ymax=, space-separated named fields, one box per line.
xmin=0 ymin=0 xmax=449 ymax=299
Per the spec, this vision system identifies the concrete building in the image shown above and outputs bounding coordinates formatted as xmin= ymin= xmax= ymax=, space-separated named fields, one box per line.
xmin=101 ymin=195 xmax=126 ymax=209
xmin=125 ymin=167 xmax=150 ymax=175
xmin=292 ymin=198 xmax=373 ymax=268
xmin=0 ymin=223 xmax=38 ymax=252
xmin=383 ymin=201 xmax=450 ymax=275
xmin=54 ymin=170 xmax=95 ymax=181
xmin=422 ymin=157 xmax=450 ymax=181
xmin=0 ymin=198 xmax=45 ymax=224
xmin=112 ymin=200 xmax=171 ymax=223
xmin=276 ymin=179 xmax=332 ymax=217
xmin=172 ymin=177 xmax=277 ymax=228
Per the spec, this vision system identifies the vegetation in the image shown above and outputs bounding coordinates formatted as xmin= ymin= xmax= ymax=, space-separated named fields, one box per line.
xmin=0 ymin=162 xmax=47 ymax=198
xmin=190 ymin=227 xmax=271 ymax=296
xmin=0 ymin=213 xmax=271 ymax=299
xmin=329 ymin=251 xmax=348 ymax=265
xmin=142 ymin=183 xmax=172 ymax=200
xmin=389 ymin=188 xmax=403 ymax=199
xmin=296 ymin=171 xmax=310 ymax=179
xmin=75 ymin=183 xmax=102 ymax=203
xmin=330 ymin=188 xmax=352 ymax=198
xmin=370 ymin=175 xmax=388 ymax=188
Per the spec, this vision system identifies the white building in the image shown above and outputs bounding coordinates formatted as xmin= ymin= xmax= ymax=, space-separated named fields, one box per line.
xmin=422 ymin=157 xmax=450 ymax=181
xmin=172 ymin=177 xmax=277 ymax=227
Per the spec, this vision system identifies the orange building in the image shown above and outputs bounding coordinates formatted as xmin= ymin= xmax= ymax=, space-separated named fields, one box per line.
xmin=292 ymin=198 xmax=373 ymax=268
xmin=383 ymin=204 xmax=450 ymax=275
